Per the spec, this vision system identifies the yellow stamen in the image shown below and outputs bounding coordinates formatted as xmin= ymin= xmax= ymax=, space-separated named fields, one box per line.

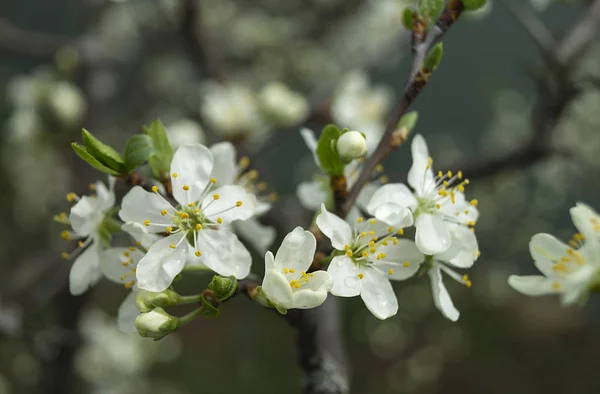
xmin=358 ymin=273 xmax=364 ymax=280
xmin=60 ymin=230 xmax=71 ymax=240
xmin=169 ymin=244 xmax=176 ymax=249
xmin=195 ymin=250 xmax=202 ymax=257
xmin=369 ymin=219 xmax=376 ymax=224
xmin=289 ymin=268 xmax=296 ymax=273
xmin=161 ymin=209 xmax=168 ymax=216
xmin=210 ymin=178 xmax=217 ymax=184
xmin=388 ymin=269 xmax=394 ymax=275
xmin=217 ymin=218 xmax=223 ymax=224
xmin=463 ymin=275 xmax=472 ymax=288
xmin=195 ymin=224 xmax=203 ymax=231
xmin=239 ymin=156 xmax=250 ymax=170
xmin=357 ymin=217 xmax=364 ymax=223
xmin=144 ymin=220 xmax=150 ymax=227
xmin=166 ymin=227 xmax=172 ymax=233
xmin=66 ymin=192 xmax=77 ymax=202
xmin=346 ymin=250 xmax=353 ymax=257
xmin=283 ymin=268 xmax=289 ymax=274
xmin=457 ymin=171 xmax=463 ymax=179
xmin=183 ymin=185 xmax=190 ymax=191
xmin=152 ymin=186 xmax=158 ymax=193
xmin=402 ymin=261 xmax=409 ymax=267
xmin=61 ymin=252 xmax=69 ymax=259
xmin=172 ymin=172 xmax=178 ymax=178
xmin=236 ymin=201 xmax=243 ymax=207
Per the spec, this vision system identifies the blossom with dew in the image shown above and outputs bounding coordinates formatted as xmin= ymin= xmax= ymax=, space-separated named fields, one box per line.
xmin=101 ymin=245 xmax=145 ymax=332
xmin=367 ymin=134 xmax=479 ymax=258
xmin=296 ymin=128 xmax=380 ymax=215
xmin=508 ymin=202 xmax=600 ymax=306
xmin=61 ymin=178 xmax=116 ymax=296
xmin=209 ymin=142 xmax=276 ymax=254
xmin=119 ymin=144 xmax=256 ymax=292
xmin=316 ymin=204 xmax=424 ymax=319
xmin=262 ymin=227 xmax=333 ymax=310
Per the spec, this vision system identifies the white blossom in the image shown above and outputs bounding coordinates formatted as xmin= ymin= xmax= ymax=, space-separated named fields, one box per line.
xmin=262 ymin=227 xmax=333 ymax=309
xmin=258 ymin=82 xmax=309 ymax=126
xmin=119 ymin=144 xmax=256 ymax=292
xmin=337 ymin=130 xmax=368 ymax=162
xmin=166 ymin=118 xmax=205 ymax=148
xmin=367 ymin=134 xmax=479 ymax=259
xmin=509 ymin=203 xmax=600 ymax=306
xmin=64 ymin=179 xmax=116 ymax=296
xmin=316 ymin=204 xmax=424 ymax=319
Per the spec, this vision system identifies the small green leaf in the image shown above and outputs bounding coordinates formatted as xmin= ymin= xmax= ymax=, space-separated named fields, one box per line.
xmin=81 ymin=129 xmax=125 ymax=174
xmin=71 ymin=143 xmax=122 ymax=176
xmin=419 ymin=0 xmax=444 ymax=18
xmin=424 ymin=43 xmax=444 ymax=71
xmin=402 ymin=8 xmax=414 ymax=30
xmin=199 ymin=292 xmax=220 ymax=318
xmin=124 ymin=134 xmax=155 ymax=172
xmin=208 ymin=275 xmax=238 ymax=302
xmin=397 ymin=111 xmax=419 ymax=131
xmin=143 ymin=120 xmax=174 ymax=178
xmin=462 ymin=0 xmax=487 ymax=11
xmin=316 ymin=124 xmax=345 ymax=177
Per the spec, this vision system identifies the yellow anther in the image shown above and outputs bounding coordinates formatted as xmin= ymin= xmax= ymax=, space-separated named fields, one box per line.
xmin=438 ymin=170 xmax=443 ymax=178
xmin=195 ymin=224 xmax=203 ymax=231
xmin=124 ymin=251 xmax=130 ymax=257
xmin=393 ymin=238 xmax=398 ymax=245
xmin=122 ymin=261 xmax=129 ymax=266
xmin=569 ymin=240 xmax=578 ymax=248
xmin=463 ymin=275 xmax=472 ymax=288
xmin=458 ymin=185 xmax=465 ymax=192
xmin=357 ymin=217 xmax=364 ymax=223
xmin=457 ymin=171 xmax=463 ymax=179
xmin=301 ymin=270 xmax=306 ymax=275
xmin=169 ymin=244 xmax=176 ymax=249
xmin=376 ymin=253 xmax=387 ymax=260
xmin=61 ymin=252 xmax=69 ymax=259
xmin=388 ymin=269 xmax=394 ymax=275
xmin=383 ymin=241 xmax=389 ymax=246
xmin=89 ymin=183 xmax=97 ymax=191
xmin=551 ymin=282 xmax=561 ymax=291
xmin=436 ymin=203 xmax=441 ymax=209
xmin=573 ymin=233 xmax=586 ymax=241
xmin=283 ymin=268 xmax=289 ymax=274
xmin=370 ymin=248 xmax=376 ymax=254
xmin=361 ymin=251 xmax=369 ymax=258
xmin=210 ymin=178 xmax=217 ymax=184
xmin=269 ymin=192 xmax=279 ymax=202
xmin=60 ymin=230 xmax=71 ymax=240
xmin=443 ymin=181 xmax=449 ymax=187
xmin=78 ymin=241 xmax=85 ymax=247
xmin=248 ymin=170 xmax=259 ymax=180
xmin=369 ymin=219 xmax=376 ymax=224
xmin=428 ymin=157 xmax=433 ymax=164
xmin=217 ymin=217 xmax=223 ymax=224
xmin=386 ymin=227 xmax=392 ymax=233
xmin=129 ymin=258 xmax=134 ymax=264
xmin=464 ymin=179 xmax=470 ymax=185
xmin=397 ymin=229 xmax=404 ymax=235
xmin=375 ymin=164 xmax=384 ymax=172
xmin=144 ymin=220 xmax=150 ymax=227
xmin=380 ymin=176 xmax=389 ymax=184
xmin=172 ymin=172 xmax=178 ymax=178
xmin=403 ymin=261 xmax=410 ymax=267
xmin=66 ymin=192 xmax=78 ymax=202
xmin=161 ymin=209 xmax=168 ymax=216
xmin=346 ymin=250 xmax=353 ymax=257
xmin=467 ymin=221 xmax=475 ymax=227
xmin=129 ymin=246 xmax=136 ymax=252
xmin=450 ymin=191 xmax=456 ymax=204
xmin=344 ymin=245 xmax=350 ymax=251
xmin=368 ymin=241 xmax=375 ymax=248
xmin=188 ymin=203 xmax=195 ymax=207
xmin=470 ymin=199 xmax=478 ymax=206
xmin=447 ymin=171 xmax=453 ymax=178
xmin=58 ymin=212 xmax=68 ymax=220
xmin=195 ymin=250 xmax=202 ymax=257
xmin=470 ymin=228 xmax=475 ymax=233
xmin=194 ymin=208 xmax=200 ymax=214
xmin=358 ymin=273 xmax=364 ymax=280
xmin=236 ymin=201 xmax=243 ymax=207
xmin=289 ymin=280 xmax=299 ymax=289
xmin=289 ymin=268 xmax=296 ymax=273
xmin=477 ymin=250 xmax=481 ymax=257
xmin=125 ymin=280 xmax=136 ymax=289
xmin=239 ymin=156 xmax=250 ymax=169
xmin=183 ymin=185 xmax=190 ymax=191
xmin=361 ymin=232 xmax=366 ymax=238
xmin=166 ymin=227 xmax=173 ymax=233
xmin=464 ymin=209 xmax=469 ymax=215
xmin=438 ymin=189 xmax=448 ymax=197
xmin=181 ymin=213 xmax=190 ymax=219
xmin=152 ymin=186 xmax=158 ymax=193
xmin=213 ymin=193 xmax=220 ymax=200
xmin=552 ymin=263 xmax=568 ymax=273
xmin=257 ymin=182 xmax=267 ymax=191
xmin=368 ymin=230 xmax=375 ymax=236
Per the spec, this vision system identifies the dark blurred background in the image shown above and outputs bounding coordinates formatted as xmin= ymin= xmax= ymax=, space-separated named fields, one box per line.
xmin=1 ymin=0 xmax=600 ymax=393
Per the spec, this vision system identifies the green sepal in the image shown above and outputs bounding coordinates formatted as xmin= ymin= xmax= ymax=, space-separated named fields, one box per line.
xmin=208 ymin=275 xmax=238 ymax=302
xmin=423 ymin=43 xmax=443 ymax=71
xmin=271 ymin=302 xmax=288 ymax=315
xmin=462 ymin=0 xmax=487 ymax=11
xmin=397 ymin=111 xmax=419 ymax=131
xmin=71 ymin=142 xmax=123 ymax=176
xmin=419 ymin=0 xmax=444 ymax=18
xmin=199 ymin=292 xmax=220 ymax=318
xmin=124 ymin=134 xmax=155 ymax=172
xmin=402 ymin=8 xmax=414 ymax=30
xmin=316 ymin=124 xmax=345 ymax=177
xmin=81 ymin=129 xmax=126 ymax=174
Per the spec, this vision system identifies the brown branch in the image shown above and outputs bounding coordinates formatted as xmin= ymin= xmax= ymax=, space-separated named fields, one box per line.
xmin=555 ymin=0 xmax=600 ymax=66
xmin=0 ymin=17 xmax=70 ymax=58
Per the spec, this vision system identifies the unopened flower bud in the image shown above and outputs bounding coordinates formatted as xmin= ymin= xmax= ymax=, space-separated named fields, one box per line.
xmin=135 ymin=308 xmax=180 ymax=340
xmin=208 ymin=275 xmax=238 ymax=302
xmin=135 ymin=289 xmax=180 ymax=313
xmin=337 ymin=131 xmax=368 ymax=163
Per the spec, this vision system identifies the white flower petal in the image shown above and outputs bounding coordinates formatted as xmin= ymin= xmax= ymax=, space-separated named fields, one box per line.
xmin=69 ymin=242 xmax=102 ymax=296
xmin=170 ymin=144 xmax=213 ymax=205
xmin=209 ymin=142 xmax=237 ymax=186
xmin=100 ymin=247 xmax=143 ymax=283
xmin=438 ymin=226 xmax=478 ymax=268
xmin=119 ymin=186 xmax=174 ymax=232
xmin=570 ymin=202 xmax=600 ymax=256
xmin=367 ymin=183 xmax=418 ymax=214
xmin=70 ymin=196 xmax=103 ymax=236
xmin=292 ymin=270 xmax=333 ymax=309
xmin=360 ymin=267 xmax=398 ymax=320
xmin=300 ymin=127 xmax=319 ymax=166
xmin=233 ymin=217 xmax=276 ymax=255
xmin=274 ymin=227 xmax=316 ymax=277
xmin=529 ymin=233 xmax=569 ymax=277
xmin=415 ymin=213 xmax=452 ymax=255
xmin=95 ymin=179 xmax=116 ymax=212
xmin=196 ymin=229 xmax=251 ymax=279
xmin=407 ymin=134 xmax=435 ymax=195
xmin=117 ymin=291 xmax=139 ymax=333
xmin=297 ymin=181 xmax=329 ymax=211
xmin=327 ymin=256 xmax=360 ymax=297
xmin=121 ymin=222 xmax=161 ymax=250
xmin=202 ymin=185 xmax=256 ymax=224
xmin=263 ymin=269 xmax=294 ymax=309
xmin=369 ymin=203 xmax=414 ymax=228
xmin=136 ymin=234 xmax=188 ymax=292
xmin=508 ymin=275 xmax=557 ymax=296
xmin=429 ymin=266 xmax=459 ymax=321
xmin=374 ymin=240 xmax=424 ymax=281
xmin=315 ymin=204 xmax=353 ymax=250
xmin=355 ymin=182 xmax=380 ymax=212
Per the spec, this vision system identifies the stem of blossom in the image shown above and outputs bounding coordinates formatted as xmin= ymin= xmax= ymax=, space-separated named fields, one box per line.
xmin=339 ymin=0 xmax=465 ymax=217
xmin=330 ymin=175 xmax=348 ymax=217
xmin=177 ymin=294 xmax=204 ymax=305
xmin=178 ymin=308 xmax=204 ymax=326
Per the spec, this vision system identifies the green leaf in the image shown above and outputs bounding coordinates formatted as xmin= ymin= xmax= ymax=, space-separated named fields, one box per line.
xmin=81 ymin=129 xmax=126 ymax=174
xmin=143 ymin=120 xmax=174 ymax=179
xmin=316 ymin=124 xmax=345 ymax=177
xmin=71 ymin=143 xmax=122 ymax=176
xmin=423 ymin=43 xmax=443 ymax=71
xmin=462 ymin=0 xmax=487 ymax=11
xmin=397 ymin=111 xmax=419 ymax=131
xmin=124 ymin=134 xmax=155 ymax=172
xmin=402 ymin=8 xmax=414 ymax=30
xmin=418 ymin=0 xmax=444 ymax=18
